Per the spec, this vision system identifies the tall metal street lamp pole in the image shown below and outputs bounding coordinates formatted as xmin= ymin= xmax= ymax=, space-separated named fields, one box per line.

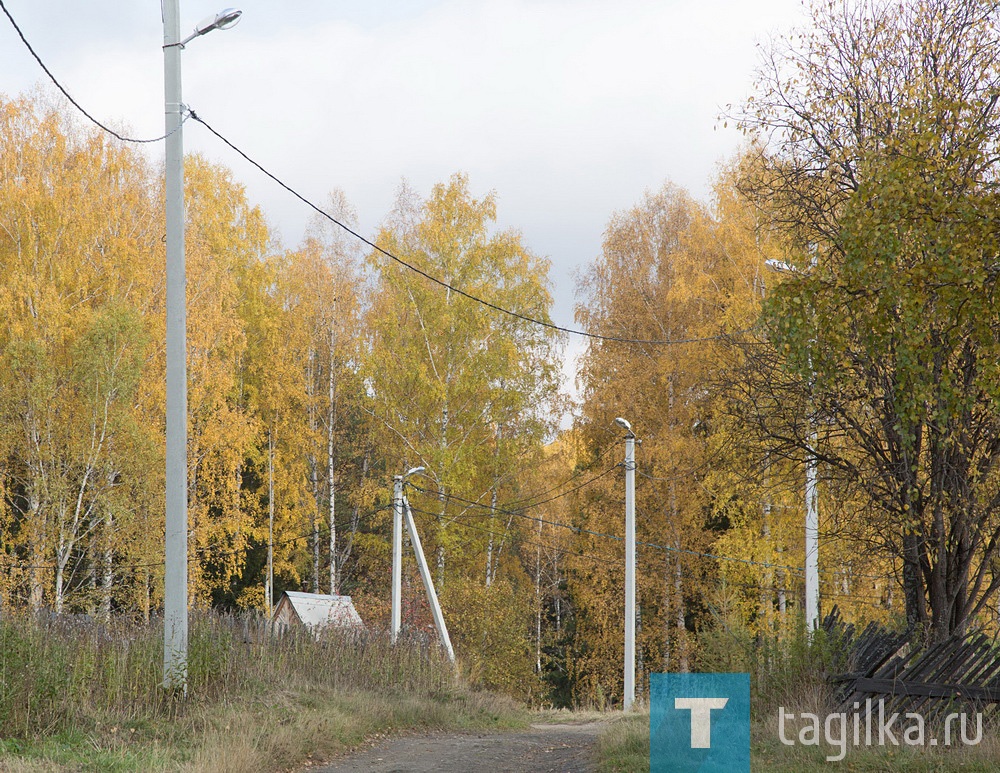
xmin=615 ymin=417 xmax=637 ymax=711
xmin=392 ymin=466 xmax=425 ymax=644
xmin=765 ymin=257 xmax=820 ymax=633
xmin=162 ymin=2 xmax=242 ymax=692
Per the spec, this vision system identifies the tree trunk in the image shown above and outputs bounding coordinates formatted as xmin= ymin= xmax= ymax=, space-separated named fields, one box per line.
xmin=28 ymin=534 xmax=44 ymax=613
xmin=762 ymin=504 xmax=774 ymax=633
xmin=663 ymin=549 xmax=673 ymax=672
xmin=486 ymin=487 xmax=498 ymax=587
xmin=267 ymin=427 xmax=274 ymax=617
xmin=54 ymin=516 xmax=70 ymax=615
xmin=675 ymin=546 xmax=687 ymax=672
xmin=902 ymin=532 xmax=926 ymax=635
xmin=100 ymin=510 xmax=113 ymax=623
xmin=328 ymin=324 xmax=339 ymax=595
xmin=535 ymin=518 xmax=543 ymax=674
xmin=308 ymin=348 xmax=320 ymax=594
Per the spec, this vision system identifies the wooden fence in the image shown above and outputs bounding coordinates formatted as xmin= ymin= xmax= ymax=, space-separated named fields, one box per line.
xmin=825 ymin=608 xmax=1000 ymax=719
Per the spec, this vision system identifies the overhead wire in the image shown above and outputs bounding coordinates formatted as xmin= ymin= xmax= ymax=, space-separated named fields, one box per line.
xmin=636 ymin=466 xmax=709 ymax=484
xmin=0 ymin=0 xmax=752 ymax=346
xmin=0 ymin=0 xmax=183 ymax=144
xmin=0 ymin=504 xmax=393 ymax=574
xmin=492 ymin=464 xmax=621 ymax=511
xmin=409 ymin=466 xmax=618 ymax=521
xmin=189 ymin=110 xmax=736 ymax=347
xmin=502 ymin=442 xmax=620 ymax=510
xmin=0 ymin=0 xmax=764 ymax=573
xmin=410 ymin=480 xmax=898 ymax=581
xmin=404 ymin=503 xmax=893 ymax=614
xmin=405 ymin=502 xmax=622 ymax=568
xmin=408 ymin=481 xmax=810 ymax=575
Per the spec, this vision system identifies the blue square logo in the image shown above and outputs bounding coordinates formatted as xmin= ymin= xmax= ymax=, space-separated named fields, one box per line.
xmin=650 ymin=673 xmax=750 ymax=773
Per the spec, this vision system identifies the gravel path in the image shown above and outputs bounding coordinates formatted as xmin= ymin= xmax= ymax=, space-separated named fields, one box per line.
xmin=310 ymin=721 xmax=606 ymax=773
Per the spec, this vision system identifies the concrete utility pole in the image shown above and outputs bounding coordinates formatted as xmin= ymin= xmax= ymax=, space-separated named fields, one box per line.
xmin=162 ymin=0 xmax=188 ymax=693
xmin=403 ymin=496 xmax=455 ymax=663
xmin=615 ymin=417 xmax=636 ymax=711
xmin=162 ymin=2 xmax=242 ymax=692
xmin=391 ymin=476 xmax=404 ymax=643
xmin=392 ymin=467 xmax=424 ymax=644
xmin=805 ymin=432 xmax=819 ymax=631
xmin=765 ymin=257 xmax=821 ymax=633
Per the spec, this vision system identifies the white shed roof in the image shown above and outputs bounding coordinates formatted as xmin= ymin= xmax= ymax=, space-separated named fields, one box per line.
xmin=278 ymin=591 xmax=364 ymax=630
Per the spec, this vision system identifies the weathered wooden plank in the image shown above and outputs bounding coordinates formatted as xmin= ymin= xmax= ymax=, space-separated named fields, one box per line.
xmin=852 ymin=677 xmax=1000 ymax=704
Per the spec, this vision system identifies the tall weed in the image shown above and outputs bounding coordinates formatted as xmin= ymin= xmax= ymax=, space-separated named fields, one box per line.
xmin=695 ymin=609 xmax=851 ymax=718
xmin=0 ymin=611 xmax=456 ymax=740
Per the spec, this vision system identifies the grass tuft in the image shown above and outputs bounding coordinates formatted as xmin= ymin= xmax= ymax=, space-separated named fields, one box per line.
xmin=595 ymin=713 xmax=648 ymax=773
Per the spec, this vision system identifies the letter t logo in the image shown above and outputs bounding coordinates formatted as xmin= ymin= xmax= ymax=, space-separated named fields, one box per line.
xmin=674 ymin=697 xmax=729 ymax=748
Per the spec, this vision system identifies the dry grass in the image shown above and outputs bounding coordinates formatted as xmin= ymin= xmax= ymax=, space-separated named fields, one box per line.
xmin=0 ymin=612 xmax=526 ymax=771
xmin=531 ymin=708 xmax=611 ymax=725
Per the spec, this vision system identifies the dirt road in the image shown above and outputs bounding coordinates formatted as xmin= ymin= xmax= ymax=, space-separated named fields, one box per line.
xmin=311 ymin=721 xmax=606 ymax=773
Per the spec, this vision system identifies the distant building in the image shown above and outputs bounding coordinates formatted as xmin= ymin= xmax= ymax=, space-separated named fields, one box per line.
xmin=271 ymin=591 xmax=365 ymax=637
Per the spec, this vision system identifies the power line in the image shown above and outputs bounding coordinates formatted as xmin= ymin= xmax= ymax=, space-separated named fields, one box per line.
xmin=408 ymin=481 xmax=811 ymax=575
xmin=0 ymin=7 xmax=888 ymax=603
xmin=409 ymin=463 xmax=619 ymax=520
xmin=0 ymin=0 xmax=180 ymax=144
xmin=0 ymin=505 xmax=393 ymax=574
xmin=406 ymin=502 xmax=894 ymax=611
xmin=503 ymin=443 xmax=620 ymax=510
xmin=636 ymin=465 xmax=709 ymax=484
xmin=434 ymin=499 xmax=898 ymax=607
xmin=501 ymin=464 xmax=622 ymax=510
xmin=411 ymin=478 xmax=898 ymax=583
xmin=188 ymin=110 xmax=733 ymax=347
xmin=407 ymin=503 xmax=623 ymax=568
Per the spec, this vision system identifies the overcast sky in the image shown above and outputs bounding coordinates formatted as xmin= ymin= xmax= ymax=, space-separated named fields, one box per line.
xmin=0 ymin=0 xmax=805 ymax=412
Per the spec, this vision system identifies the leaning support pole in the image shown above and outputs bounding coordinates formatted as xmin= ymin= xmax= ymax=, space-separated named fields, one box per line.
xmin=403 ymin=496 xmax=455 ymax=663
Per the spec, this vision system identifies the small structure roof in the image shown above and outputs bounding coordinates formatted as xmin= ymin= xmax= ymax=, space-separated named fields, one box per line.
xmin=272 ymin=591 xmax=364 ymax=635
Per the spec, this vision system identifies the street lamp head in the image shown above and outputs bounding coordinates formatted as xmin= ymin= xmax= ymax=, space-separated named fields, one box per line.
xmin=194 ymin=8 xmax=243 ymax=36
xmin=405 ymin=466 xmax=426 ymax=478
xmin=177 ymin=8 xmax=242 ymax=47
xmin=614 ymin=417 xmax=632 ymax=433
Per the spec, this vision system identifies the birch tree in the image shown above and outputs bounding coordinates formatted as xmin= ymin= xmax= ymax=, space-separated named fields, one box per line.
xmin=364 ymin=174 xmax=561 ymax=686
xmin=366 ymin=173 xmax=561 ymax=587
xmin=0 ymin=94 xmax=159 ymax=612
